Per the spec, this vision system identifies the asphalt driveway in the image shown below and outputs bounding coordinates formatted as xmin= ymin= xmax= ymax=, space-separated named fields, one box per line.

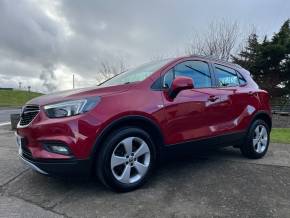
xmin=0 ymin=124 xmax=290 ymax=218
xmin=0 ymin=108 xmax=21 ymax=123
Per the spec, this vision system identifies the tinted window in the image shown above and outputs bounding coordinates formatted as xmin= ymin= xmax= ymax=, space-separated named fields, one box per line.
xmin=215 ymin=64 xmax=239 ymax=87
xmin=174 ymin=61 xmax=212 ymax=88
xmin=163 ymin=69 xmax=174 ymax=88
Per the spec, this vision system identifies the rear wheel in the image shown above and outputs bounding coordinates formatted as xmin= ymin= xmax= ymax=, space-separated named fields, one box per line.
xmin=240 ymin=119 xmax=270 ymax=159
xmin=96 ymin=127 xmax=156 ymax=192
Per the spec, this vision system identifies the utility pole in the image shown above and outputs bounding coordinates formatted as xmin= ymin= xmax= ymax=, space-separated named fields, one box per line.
xmin=73 ymin=74 xmax=75 ymax=89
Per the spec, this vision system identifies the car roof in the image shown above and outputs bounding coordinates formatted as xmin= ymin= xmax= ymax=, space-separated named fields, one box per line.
xmin=184 ymin=55 xmax=243 ymax=70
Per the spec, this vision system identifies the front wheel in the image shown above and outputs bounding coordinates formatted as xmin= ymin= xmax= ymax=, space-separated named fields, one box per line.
xmin=96 ymin=127 xmax=156 ymax=192
xmin=240 ymin=119 xmax=270 ymax=159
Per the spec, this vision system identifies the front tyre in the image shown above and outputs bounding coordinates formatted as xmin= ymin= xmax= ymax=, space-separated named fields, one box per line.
xmin=96 ymin=127 xmax=156 ymax=192
xmin=240 ymin=119 xmax=270 ymax=159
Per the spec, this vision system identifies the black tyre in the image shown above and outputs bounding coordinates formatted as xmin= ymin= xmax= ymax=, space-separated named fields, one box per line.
xmin=96 ymin=127 xmax=156 ymax=192
xmin=240 ymin=119 xmax=270 ymax=159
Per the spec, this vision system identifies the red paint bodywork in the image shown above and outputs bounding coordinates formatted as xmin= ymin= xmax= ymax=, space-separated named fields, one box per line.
xmin=16 ymin=56 xmax=271 ymax=162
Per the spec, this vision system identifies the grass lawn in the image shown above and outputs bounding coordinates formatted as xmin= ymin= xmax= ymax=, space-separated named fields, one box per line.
xmin=271 ymin=128 xmax=290 ymax=144
xmin=0 ymin=90 xmax=42 ymax=107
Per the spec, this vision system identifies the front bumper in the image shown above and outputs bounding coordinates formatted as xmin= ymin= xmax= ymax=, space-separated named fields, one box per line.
xmin=19 ymin=154 xmax=92 ymax=177
xmin=16 ymin=108 xmax=102 ymax=160
xmin=16 ymin=133 xmax=92 ymax=177
xmin=15 ymin=104 xmax=104 ymax=177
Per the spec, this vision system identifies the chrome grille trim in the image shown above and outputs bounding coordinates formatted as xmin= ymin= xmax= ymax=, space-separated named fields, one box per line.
xmin=19 ymin=105 xmax=40 ymax=126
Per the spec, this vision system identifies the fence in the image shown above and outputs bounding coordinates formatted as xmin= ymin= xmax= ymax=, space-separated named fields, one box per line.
xmin=272 ymin=104 xmax=290 ymax=114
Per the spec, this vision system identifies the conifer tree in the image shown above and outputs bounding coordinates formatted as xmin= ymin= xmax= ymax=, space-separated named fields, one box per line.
xmin=232 ymin=19 xmax=290 ymax=99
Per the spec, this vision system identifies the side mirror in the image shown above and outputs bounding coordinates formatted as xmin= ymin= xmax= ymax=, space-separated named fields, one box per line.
xmin=168 ymin=76 xmax=194 ymax=99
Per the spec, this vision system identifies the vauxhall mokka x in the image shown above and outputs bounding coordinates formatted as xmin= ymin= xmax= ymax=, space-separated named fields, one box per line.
xmin=16 ymin=56 xmax=272 ymax=192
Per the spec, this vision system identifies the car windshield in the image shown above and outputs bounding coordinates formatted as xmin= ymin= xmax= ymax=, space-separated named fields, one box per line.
xmin=99 ymin=59 xmax=172 ymax=87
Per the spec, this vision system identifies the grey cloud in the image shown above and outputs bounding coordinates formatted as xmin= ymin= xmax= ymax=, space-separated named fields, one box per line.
xmin=0 ymin=0 xmax=289 ymax=92
xmin=0 ymin=0 xmax=65 ymax=91
xmin=39 ymin=65 xmax=57 ymax=91
xmin=0 ymin=0 xmax=63 ymax=65
xmin=56 ymin=0 xmax=290 ymax=67
xmin=0 ymin=57 xmax=38 ymax=78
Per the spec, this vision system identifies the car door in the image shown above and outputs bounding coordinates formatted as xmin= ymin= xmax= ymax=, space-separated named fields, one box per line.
xmin=161 ymin=59 xmax=231 ymax=145
xmin=210 ymin=63 xmax=253 ymax=135
xmin=232 ymin=70 xmax=262 ymax=131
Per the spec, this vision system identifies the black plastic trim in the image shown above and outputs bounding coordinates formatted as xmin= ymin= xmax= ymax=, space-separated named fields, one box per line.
xmin=164 ymin=131 xmax=247 ymax=151
xmin=91 ymin=115 xmax=165 ymax=157
xmin=248 ymin=110 xmax=272 ymax=130
xmin=20 ymin=154 xmax=92 ymax=177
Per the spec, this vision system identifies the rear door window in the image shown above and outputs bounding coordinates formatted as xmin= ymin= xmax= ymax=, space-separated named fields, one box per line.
xmin=214 ymin=64 xmax=239 ymax=87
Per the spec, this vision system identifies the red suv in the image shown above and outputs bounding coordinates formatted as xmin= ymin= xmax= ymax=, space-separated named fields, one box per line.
xmin=16 ymin=56 xmax=271 ymax=192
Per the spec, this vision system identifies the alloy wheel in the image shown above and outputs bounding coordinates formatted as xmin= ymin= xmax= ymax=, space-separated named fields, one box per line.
xmin=110 ymin=137 xmax=150 ymax=184
xmin=252 ymin=125 xmax=268 ymax=153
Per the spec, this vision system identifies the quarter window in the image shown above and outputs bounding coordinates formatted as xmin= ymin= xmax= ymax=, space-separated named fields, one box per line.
xmin=214 ymin=64 xmax=239 ymax=87
xmin=163 ymin=69 xmax=174 ymax=88
xmin=237 ymin=72 xmax=247 ymax=85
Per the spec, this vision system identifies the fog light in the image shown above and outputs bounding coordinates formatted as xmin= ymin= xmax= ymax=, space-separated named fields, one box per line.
xmin=50 ymin=145 xmax=70 ymax=155
xmin=43 ymin=142 xmax=71 ymax=155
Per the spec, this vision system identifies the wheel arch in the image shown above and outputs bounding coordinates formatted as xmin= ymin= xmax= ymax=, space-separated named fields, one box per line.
xmin=249 ymin=111 xmax=272 ymax=130
xmin=90 ymin=115 xmax=165 ymax=160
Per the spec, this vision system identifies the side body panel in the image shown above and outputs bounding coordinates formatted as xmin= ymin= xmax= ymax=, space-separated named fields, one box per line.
xmin=158 ymin=59 xmax=270 ymax=146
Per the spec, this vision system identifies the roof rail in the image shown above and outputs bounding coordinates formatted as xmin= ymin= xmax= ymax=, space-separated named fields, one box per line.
xmin=189 ymin=54 xmax=243 ymax=69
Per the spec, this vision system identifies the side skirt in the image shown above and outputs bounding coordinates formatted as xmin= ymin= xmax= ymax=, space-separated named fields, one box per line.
xmin=162 ymin=131 xmax=247 ymax=154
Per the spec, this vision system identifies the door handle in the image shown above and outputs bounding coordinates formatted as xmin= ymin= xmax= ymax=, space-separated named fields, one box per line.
xmin=208 ymin=95 xmax=219 ymax=102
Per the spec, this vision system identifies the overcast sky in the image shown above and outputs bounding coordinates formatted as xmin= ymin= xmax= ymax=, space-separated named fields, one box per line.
xmin=0 ymin=0 xmax=289 ymax=93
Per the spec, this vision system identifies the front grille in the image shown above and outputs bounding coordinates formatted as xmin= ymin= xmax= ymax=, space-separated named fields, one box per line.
xmin=19 ymin=105 xmax=40 ymax=126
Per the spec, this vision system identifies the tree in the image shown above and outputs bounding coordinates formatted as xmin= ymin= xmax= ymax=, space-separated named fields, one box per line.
xmin=186 ymin=20 xmax=240 ymax=61
xmin=231 ymin=33 xmax=261 ymax=79
xmin=232 ymin=19 xmax=290 ymax=99
xmin=97 ymin=57 xmax=127 ymax=83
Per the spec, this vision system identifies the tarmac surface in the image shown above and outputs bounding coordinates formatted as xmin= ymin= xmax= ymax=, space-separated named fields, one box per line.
xmin=0 ymin=108 xmax=21 ymax=123
xmin=0 ymin=124 xmax=289 ymax=218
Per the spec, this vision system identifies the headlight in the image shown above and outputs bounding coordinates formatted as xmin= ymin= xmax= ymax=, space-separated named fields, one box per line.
xmin=44 ymin=97 xmax=100 ymax=118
